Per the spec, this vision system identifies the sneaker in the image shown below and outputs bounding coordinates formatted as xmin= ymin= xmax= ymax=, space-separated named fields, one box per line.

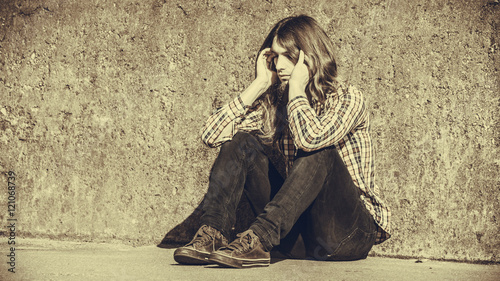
xmin=173 ymin=225 xmax=228 ymax=265
xmin=208 ymin=229 xmax=270 ymax=268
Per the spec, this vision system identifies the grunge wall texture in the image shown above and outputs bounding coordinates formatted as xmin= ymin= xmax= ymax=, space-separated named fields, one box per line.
xmin=0 ymin=0 xmax=498 ymax=262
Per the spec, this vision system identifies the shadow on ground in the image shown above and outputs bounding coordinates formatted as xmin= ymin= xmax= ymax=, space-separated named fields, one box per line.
xmin=158 ymin=197 xmax=256 ymax=249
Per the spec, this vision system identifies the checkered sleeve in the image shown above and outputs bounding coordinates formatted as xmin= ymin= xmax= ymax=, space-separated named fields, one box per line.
xmin=201 ymin=96 xmax=263 ymax=148
xmin=287 ymin=87 xmax=366 ymax=152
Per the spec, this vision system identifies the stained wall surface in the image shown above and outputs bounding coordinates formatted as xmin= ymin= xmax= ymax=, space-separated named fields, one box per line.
xmin=0 ymin=0 xmax=498 ymax=262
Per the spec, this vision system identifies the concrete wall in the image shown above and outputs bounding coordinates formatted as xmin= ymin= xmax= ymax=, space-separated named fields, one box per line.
xmin=0 ymin=0 xmax=498 ymax=262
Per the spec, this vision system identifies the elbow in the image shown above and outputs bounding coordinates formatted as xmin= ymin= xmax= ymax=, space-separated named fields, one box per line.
xmin=202 ymin=138 xmax=212 ymax=147
xmin=201 ymin=135 xmax=216 ymax=148
xmin=201 ymin=129 xmax=215 ymax=148
xmin=290 ymin=127 xmax=317 ymax=152
xmin=299 ymin=147 xmax=315 ymax=153
xmin=293 ymin=131 xmax=340 ymax=152
xmin=296 ymin=143 xmax=315 ymax=153
xmin=202 ymin=139 xmax=217 ymax=148
xmin=293 ymin=136 xmax=316 ymax=152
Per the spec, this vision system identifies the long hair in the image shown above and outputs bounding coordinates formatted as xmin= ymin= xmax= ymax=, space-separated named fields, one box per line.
xmin=256 ymin=15 xmax=338 ymax=148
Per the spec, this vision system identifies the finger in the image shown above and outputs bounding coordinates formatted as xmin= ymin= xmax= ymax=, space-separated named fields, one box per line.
xmin=266 ymin=54 xmax=273 ymax=64
xmin=297 ymin=50 xmax=305 ymax=65
xmin=260 ymin=48 xmax=271 ymax=57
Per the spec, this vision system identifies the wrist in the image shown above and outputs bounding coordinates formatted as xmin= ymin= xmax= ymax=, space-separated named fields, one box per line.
xmin=288 ymin=83 xmax=306 ymax=98
xmin=289 ymin=80 xmax=306 ymax=90
xmin=240 ymin=79 xmax=269 ymax=106
xmin=253 ymin=78 xmax=269 ymax=89
xmin=251 ymin=79 xmax=270 ymax=95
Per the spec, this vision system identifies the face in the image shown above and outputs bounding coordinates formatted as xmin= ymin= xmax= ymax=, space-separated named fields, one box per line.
xmin=271 ymin=37 xmax=296 ymax=84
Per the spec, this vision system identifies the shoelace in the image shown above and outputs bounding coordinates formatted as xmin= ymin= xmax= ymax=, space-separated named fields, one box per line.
xmin=227 ymin=230 xmax=256 ymax=253
xmin=188 ymin=226 xmax=214 ymax=246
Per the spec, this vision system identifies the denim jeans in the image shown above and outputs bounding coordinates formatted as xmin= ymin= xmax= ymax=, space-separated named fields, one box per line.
xmin=200 ymin=132 xmax=376 ymax=261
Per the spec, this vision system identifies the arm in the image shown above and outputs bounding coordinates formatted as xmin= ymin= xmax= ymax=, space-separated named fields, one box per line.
xmin=287 ymin=87 xmax=366 ymax=151
xmin=287 ymin=50 xmax=366 ymax=151
xmin=201 ymin=48 xmax=277 ymax=147
xmin=201 ymin=80 xmax=268 ymax=147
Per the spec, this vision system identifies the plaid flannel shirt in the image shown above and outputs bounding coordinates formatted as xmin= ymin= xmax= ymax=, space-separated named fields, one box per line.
xmin=201 ymin=83 xmax=391 ymax=244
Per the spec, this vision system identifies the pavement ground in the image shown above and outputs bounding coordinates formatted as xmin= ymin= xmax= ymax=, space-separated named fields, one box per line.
xmin=0 ymin=238 xmax=498 ymax=281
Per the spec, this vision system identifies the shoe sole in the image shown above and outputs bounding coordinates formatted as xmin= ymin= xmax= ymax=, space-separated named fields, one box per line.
xmin=173 ymin=248 xmax=210 ymax=265
xmin=208 ymin=252 xmax=270 ymax=269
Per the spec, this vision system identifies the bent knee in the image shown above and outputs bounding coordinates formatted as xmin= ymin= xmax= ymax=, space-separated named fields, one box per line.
xmin=221 ymin=132 xmax=254 ymax=150
xmin=231 ymin=131 xmax=255 ymax=143
xmin=296 ymin=147 xmax=338 ymax=163
xmin=220 ymin=131 xmax=262 ymax=157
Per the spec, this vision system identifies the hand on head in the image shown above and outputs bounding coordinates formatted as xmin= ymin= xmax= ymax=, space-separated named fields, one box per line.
xmin=255 ymin=48 xmax=278 ymax=89
xmin=289 ymin=50 xmax=310 ymax=91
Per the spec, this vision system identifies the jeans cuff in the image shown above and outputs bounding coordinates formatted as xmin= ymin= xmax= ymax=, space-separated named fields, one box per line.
xmin=250 ymin=224 xmax=273 ymax=251
xmin=199 ymin=216 xmax=230 ymax=239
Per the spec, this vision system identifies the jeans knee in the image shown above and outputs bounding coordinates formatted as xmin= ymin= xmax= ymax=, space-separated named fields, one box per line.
xmin=232 ymin=131 xmax=254 ymax=143
xmin=218 ymin=132 xmax=265 ymax=167
xmin=295 ymin=147 xmax=340 ymax=168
